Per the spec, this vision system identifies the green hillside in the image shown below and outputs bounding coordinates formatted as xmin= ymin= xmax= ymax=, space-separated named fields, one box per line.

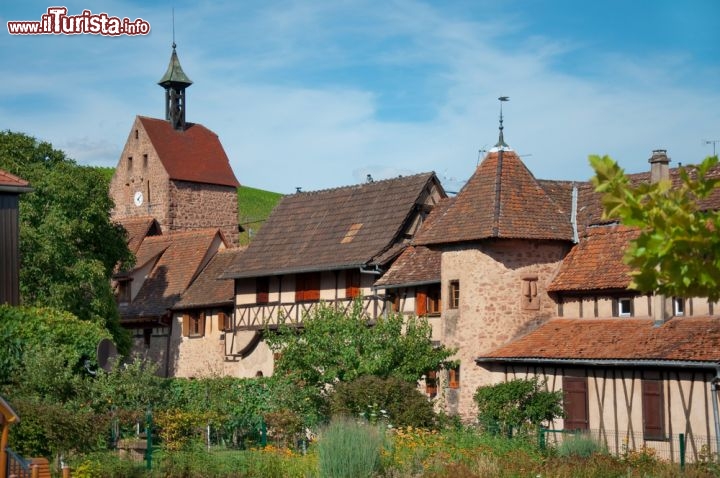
xmin=237 ymin=185 xmax=283 ymax=246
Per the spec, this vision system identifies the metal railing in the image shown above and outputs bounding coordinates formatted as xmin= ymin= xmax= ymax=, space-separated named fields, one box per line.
xmin=6 ymin=447 xmax=31 ymax=478
xmin=539 ymin=427 xmax=720 ymax=465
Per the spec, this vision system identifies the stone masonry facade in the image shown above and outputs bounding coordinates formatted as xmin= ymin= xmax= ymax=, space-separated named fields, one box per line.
xmin=439 ymin=239 xmax=570 ymax=419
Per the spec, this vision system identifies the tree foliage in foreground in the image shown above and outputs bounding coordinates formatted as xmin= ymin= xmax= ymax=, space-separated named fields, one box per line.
xmin=591 ymin=154 xmax=720 ymax=301
xmin=266 ymin=302 xmax=455 ymax=388
xmin=474 ymin=377 xmax=563 ymax=435
xmin=0 ymin=130 xmax=133 ymax=351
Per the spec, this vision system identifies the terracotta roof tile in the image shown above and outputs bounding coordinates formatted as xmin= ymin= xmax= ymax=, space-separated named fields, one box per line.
xmin=120 ymin=229 xmax=224 ymax=320
xmin=223 ymin=173 xmax=442 ymax=278
xmin=139 ymin=116 xmax=239 ymax=188
xmin=548 ymin=224 xmax=640 ymax=292
xmin=117 ymin=216 xmax=161 ymax=254
xmin=175 ymin=247 xmax=245 ymax=309
xmin=416 ymin=150 xmax=573 ymax=245
xmin=0 ymin=169 xmax=31 ymax=192
xmin=374 ymin=245 xmax=441 ymax=287
xmin=478 ymin=317 xmax=720 ymax=364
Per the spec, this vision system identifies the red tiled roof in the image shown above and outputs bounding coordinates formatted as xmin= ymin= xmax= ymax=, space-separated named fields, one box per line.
xmin=139 ymin=116 xmax=239 ymax=188
xmin=175 ymin=247 xmax=245 ymax=309
xmin=0 ymin=169 xmax=31 ymax=191
xmin=416 ymin=150 xmax=573 ymax=245
xmin=117 ymin=216 xmax=161 ymax=254
xmin=223 ymin=173 xmax=442 ymax=278
xmin=120 ymin=229 xmax=224 ymax=320
xmin=374 ymin=245 xmax=441 ymax=287
xmin=548 ymin=224 xmax=640 ymax=292
xmin=478 ymin=317 xmax=720 ymax=364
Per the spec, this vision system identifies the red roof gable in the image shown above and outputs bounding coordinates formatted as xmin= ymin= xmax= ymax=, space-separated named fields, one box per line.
xmin=478 ymin=317 xmax=720 ymax=364
xmin=548 ymin=224 xmax=640 ymax=292
xmin=416 ymin=150 xmax=573 ymax=245
xmin=139 ymin=116 xmax=239 ymax=188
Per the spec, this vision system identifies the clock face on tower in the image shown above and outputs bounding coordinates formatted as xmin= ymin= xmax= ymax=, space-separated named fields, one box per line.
xmin=134 ymin=191 xmax=144 ymax=207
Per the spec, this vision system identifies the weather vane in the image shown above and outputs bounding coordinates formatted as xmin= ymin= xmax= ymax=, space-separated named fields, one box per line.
xmin=495 ymin=96 xmax=509 ymax=148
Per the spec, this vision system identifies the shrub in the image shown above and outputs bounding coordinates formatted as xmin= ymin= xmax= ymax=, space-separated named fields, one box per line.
xmin=330 ymin=375 xmax=436 ymax=428
xmin=473 ymin=377 xmax=563 ymax=435
xmin=317 ymin=417 xmax=385 ymax=478
xmin=557 ymin=433 xmax=607 ymax=458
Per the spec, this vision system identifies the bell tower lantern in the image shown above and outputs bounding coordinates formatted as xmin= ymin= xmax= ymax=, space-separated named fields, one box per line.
xmin=158 ymin=43 xmax=193 ymax=130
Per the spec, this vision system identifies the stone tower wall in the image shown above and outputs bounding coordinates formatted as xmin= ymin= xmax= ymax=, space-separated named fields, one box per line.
xmin=439 ymin=239 xmax=569 ymax=420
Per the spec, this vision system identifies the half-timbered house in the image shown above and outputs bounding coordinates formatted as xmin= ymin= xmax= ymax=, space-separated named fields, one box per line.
xmin=221 ymin=173 xmax=446 ymax=376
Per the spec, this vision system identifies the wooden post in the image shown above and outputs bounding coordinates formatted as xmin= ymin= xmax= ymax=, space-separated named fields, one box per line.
xmin=62 ymin=465 xmax=71 ymax=478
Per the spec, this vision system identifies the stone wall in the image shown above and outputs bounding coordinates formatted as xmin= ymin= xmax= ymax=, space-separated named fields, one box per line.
xmin=439 ymin=239 xmax=569 ymax=419
xmin=110 ymin=118 xmax=172 ymax=226
xmin=169 ymin=180 xmax=238 ymax=246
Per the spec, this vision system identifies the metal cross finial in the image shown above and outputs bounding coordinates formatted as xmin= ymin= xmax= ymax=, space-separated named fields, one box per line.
xmin=495 ymin=96 xmax=510 ymax=148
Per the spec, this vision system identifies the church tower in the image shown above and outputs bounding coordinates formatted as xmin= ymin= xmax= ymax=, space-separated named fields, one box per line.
xmin=158 ymin=42 xmax=193 ymax=131
xmin=110 ymin=43 xmax=240 ymax=245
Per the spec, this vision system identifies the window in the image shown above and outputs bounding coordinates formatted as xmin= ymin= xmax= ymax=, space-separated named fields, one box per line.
xmin=449 ymin=280 xmax=460 ymax=309
xmin=563 ymin=376 xmax=589 ymax=430
xmin=116 ymin=279 xmax=131 ymax=304
xmin=642 ymin=379 xmax=666 ymax=440
xmin=416 ymin=285 xmax=441 ymax=316
xmin=673 ymin=297 xmax=685 ymax=316
xmin=295 ymin=272 xmax=320 ymax=302
xmin=256 ymin=277 xmax=270 ymax=304
xmin=521 ymin=276 xmax=540 ymax=310
xmin=345 ymin=269 xmax=361 ymax=299
xmin=182 ymin=310 xmax=205 ymax=337
xmin=427 ymin=284 xmax=441 ymax=315
xmin=127 ymin=156 xmax=133 ymax=170
xmin=135 ymin=129 xmax=139 ymax=139
xmin=143 ymin=153 xmax=148 ymax=168
xmin=425 ymin=370 xmax=438 ymax=398
xmin=617 ymin=297 xmax=633 ymax=317
xmin=449 ymin=365 xmax=460 ymax=389
xmin=217 ymin=311 xmax=231 ymax=331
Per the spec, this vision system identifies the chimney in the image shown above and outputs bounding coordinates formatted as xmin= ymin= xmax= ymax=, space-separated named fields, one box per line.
xmin=649 ymin=149 xmax=670 ymax=183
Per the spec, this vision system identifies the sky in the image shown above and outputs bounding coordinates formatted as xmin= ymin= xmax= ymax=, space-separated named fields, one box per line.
xmin=2 ymin=1 xmax=719 ymax=194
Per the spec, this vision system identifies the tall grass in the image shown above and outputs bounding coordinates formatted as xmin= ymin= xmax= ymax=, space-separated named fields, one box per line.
xmin=317 ymin=417 xmax=385 ymax=478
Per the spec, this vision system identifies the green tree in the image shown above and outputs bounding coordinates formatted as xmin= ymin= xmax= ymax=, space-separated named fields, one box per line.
xmin=590 ymin=154 xmax=720 ymax=301
xmin=0 ymin=131 xmax=133 ymax=351
xmin=473 ymin=377 xmax=563 ymax=435
xmin=266 ymin=301 xmax=455 ymax=388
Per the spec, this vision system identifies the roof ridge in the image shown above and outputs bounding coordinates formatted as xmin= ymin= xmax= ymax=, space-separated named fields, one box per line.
xmin=292 ymin=171 xmax=434 ymax=196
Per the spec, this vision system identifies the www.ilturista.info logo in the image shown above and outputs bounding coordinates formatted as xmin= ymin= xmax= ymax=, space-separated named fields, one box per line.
xmin=7 ymin=7 xmax=151 ymax=36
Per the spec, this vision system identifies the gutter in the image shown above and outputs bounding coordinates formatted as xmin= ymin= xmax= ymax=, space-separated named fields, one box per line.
xmin=375 ymin=279 xmax=440 ymax=290
xmin=475 ymin=356 xmax=720 ymax=370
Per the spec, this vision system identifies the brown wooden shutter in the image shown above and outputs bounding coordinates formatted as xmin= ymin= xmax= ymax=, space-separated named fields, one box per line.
xmin=642 ymin=379 xmax=665 ymax=439
xmin=295 ymin=273 xmax=320 ymax=302
xmin=416 ymin=289 xmax=427 ymax=316
xmin=449 ymin=365 xmax=460 ymax=389
xmin=198 ymin=311 xmax=206 ymax=337
xmin=217 ymin=311 xmax=227 ymax=331
xmin=256 ymin=277 xmax=269 ymax=304
xmin=563 ymin=376 xmax=589 ymax=430
xmin=182 ymin=313 xmax=190 ymax=337
xmin=345 ymin=269 xmax=360 ymax=299
xmin=426 ymin=370 xmax=438 ymax=397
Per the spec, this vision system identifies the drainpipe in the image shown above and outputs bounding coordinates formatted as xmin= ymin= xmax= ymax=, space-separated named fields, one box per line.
xmin=712 ymin=367 xmax=720 ymax=451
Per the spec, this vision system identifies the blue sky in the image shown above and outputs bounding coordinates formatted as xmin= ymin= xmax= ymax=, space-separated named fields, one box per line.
xmin=2 ymin=1 xmax=719 ymax=194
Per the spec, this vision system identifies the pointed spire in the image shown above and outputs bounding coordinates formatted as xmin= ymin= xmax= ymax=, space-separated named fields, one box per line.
xmin=494 ymin=96 xmax=510 ymax=149
xmin=158 ymin=43 xmax=192 ymax=130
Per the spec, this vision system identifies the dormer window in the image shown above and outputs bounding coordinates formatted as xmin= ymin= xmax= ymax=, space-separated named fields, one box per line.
xmin=116 ymin=278 xmax=132 ymax=304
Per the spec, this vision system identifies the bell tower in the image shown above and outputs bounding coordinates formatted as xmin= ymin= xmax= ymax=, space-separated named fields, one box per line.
xmin=158 ymin=43 xmax=193 ymax=130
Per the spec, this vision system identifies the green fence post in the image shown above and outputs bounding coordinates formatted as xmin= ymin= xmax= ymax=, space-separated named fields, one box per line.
xmin=538 ymin=427 xmax=546 ymax=452
xmin=146 ymin=408 xmax=153 ymax=471
xmin=260 ymin=418 xmax=267 ymax=447
xmin=679 ymin=433 xmax=685 ymax=471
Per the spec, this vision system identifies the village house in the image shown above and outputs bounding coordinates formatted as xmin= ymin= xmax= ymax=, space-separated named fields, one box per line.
xmin=0 ymin=169 xmax=31 ymax=306
xmin=219 ymin=172 xmax=446 ymax=376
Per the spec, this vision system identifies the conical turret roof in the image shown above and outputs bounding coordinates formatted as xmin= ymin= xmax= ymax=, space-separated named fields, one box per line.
xmin=158 ymin=43 xmax=193 ymax=87
xmin=415 ymin=150 xmax=574 ymax=244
